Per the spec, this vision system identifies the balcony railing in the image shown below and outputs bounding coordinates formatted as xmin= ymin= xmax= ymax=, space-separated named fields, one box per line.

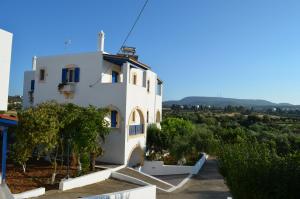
xmin=129 ymin=124 xmax=144 ymax=136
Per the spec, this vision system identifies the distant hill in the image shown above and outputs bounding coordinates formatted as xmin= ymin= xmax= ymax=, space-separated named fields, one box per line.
xmin=163 ymin=96 xmax=297 ymax=108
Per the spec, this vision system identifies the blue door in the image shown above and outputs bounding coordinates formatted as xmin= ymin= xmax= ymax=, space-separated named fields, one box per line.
xmin=111 ymin=110 xmax=117 ymax=127
xmin=112 ymin=71 xmax=118 ymax=83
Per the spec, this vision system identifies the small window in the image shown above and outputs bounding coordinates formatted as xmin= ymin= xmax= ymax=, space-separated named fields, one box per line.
xmin=147 ymin=111 xmax=149 ymax=123
xmin=132 ymin=111 xmax=136 ymax=122
xmin=147 ymin=80 xmax=150 ymax=92
xmin=112 ymin=71 xmax=119 ymax=83
xmin=40 ymin=69 xmax=45 ymax=81
xmin=133 ymin=74 xmax=137 ymax=85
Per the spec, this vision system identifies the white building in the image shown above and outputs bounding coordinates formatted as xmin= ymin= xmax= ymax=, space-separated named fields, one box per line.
xmin=23 ymin=31 xmax=163 ymax=166
xmin=0 ymin=29 xmax=13 ymax=111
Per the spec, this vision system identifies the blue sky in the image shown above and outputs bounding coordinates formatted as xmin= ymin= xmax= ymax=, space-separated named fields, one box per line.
xmin=1 ymin=0 xmax=300 ymax=104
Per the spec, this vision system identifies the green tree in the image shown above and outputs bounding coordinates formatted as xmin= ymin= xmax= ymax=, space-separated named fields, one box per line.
xmin=70 ymin=105 xmax=109 ymax=171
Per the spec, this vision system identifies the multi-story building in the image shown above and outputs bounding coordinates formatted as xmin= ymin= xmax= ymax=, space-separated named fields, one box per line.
xmin=0 ymin=29 xmax=13 ymax=111
xmin=23 ymin=31 xmax=163 ymax=165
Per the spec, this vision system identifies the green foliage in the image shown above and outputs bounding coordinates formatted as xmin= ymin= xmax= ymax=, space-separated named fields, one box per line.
xmin=218 ymin=142 xmax=300 ymax=199
xmin=161 ymin=109 xmax=300 ymax=197
xmin=13 ymin=101 xmax=110 ymax=176
xmin=146 ymin=124 xmax=163 ymax=153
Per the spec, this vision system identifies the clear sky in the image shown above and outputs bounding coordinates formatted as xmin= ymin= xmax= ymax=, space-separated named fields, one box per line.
xmin=1 ymin=0 xmax=300 ymax=104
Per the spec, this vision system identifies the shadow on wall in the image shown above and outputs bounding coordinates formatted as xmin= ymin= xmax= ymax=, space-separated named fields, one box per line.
xmin=127 ymin=146 xmax=144 ymax=167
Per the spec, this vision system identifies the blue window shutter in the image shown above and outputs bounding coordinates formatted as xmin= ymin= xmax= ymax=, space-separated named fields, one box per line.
xmin=111 ymin=111 xmax=117 ymax=127
xmin=112 ymin=71 xmax=118 ymax=83
xmin=30 ymin=80 xmax=35 ymax=90
xmin=62 ymin=68 xmax=67 ymax=83
xmin=75 ymin=67 xmax=80 ymax=82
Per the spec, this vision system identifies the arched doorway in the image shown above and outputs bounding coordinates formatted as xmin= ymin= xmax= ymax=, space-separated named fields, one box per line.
xmin=127 ymin=145 xmax=144 ymax=167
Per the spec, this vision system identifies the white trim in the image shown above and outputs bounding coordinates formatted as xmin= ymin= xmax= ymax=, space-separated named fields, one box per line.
xmin=13 ymin=187 xmax=45 ymax=199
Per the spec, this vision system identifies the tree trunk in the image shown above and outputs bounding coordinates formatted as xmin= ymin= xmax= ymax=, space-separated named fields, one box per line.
xmin=90 ymin=152 xmax=96 ymax=171
xmin=51 ymin=160 xmax=57 ymax=184
xmin=77 ymin=155 xmax=82 ymax=171
xmin=71 ymin=152 xmax=77 ymax=167
xmin=51 ymin=149 xmax=58 ymax=184
xmin=22 ymin=163 xmax=26 ymax=173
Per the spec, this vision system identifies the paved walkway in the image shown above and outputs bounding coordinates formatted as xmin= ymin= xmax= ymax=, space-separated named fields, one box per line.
xmin=157 ymin=157 xmax=231 ymax=199
xmin=37 ymin=179 xmax=140 ymax=199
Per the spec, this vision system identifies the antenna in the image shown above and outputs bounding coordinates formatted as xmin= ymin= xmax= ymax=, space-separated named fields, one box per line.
xmin=64 ymin=39 xmax=72 ymax=52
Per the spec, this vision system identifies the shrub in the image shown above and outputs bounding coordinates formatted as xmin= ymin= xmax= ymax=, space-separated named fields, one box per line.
xmin=218 ymin=142 xmax=300 ymax=199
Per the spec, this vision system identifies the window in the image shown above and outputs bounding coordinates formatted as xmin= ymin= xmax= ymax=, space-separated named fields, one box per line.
xmin=62 ymin=67 xmax=80 ymax=83
xmin=132 ymin=111 xmax=136 ymax=122
xmin=68 ymin=69 xmax=74 ymax=82
xmin=30 ymin=80 xmax=35 ymax=91
xmin=156 ymin=82 xmax=162 ymax=96
xmin=39 ymin=69 xmax=45 ymax=81
xmin=147 ymin=80 xmax=150 ymax=92
xmin=147 ymin=111 xmax=149 ymax=123
xmin=156 ymin=111 xmax=161 ymax=123
xmin=133 ymin=74 xmax=137 ymax=85
xmin=112 ymin=71 xmax=119 ymax=83
xmin=111 ymin=110 xmax=118 ymax=128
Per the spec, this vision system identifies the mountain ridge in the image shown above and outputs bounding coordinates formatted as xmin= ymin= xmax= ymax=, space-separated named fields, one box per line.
xmin=163 ymin=96 xmax=298 ymax=108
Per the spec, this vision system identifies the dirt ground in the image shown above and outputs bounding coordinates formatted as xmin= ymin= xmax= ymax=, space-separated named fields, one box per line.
xmin=2 ymin=159 xmax=100 ymax=194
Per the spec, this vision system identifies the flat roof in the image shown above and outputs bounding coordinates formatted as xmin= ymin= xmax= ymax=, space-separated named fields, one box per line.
xmin=103 ymin=54 xmax=151 ymax=70
xmin=0 ymin=114 xmax=18 ymax=127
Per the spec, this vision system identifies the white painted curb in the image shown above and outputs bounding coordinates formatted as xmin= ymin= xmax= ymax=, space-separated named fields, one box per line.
xmin=13 ymin=187 xmax=45 ymax=199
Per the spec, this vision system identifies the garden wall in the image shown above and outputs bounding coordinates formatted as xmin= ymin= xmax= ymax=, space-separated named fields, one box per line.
xmin=141 ymin=153 xmax=207 ymax=176
xmin=81 ymin=185 xmax=156 ymax=199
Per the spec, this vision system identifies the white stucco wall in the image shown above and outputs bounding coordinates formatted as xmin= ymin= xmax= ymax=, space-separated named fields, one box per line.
xmin=0 ymin=29 xmax=13 ymax=111
xmin=23 ymin=49 xmax=163 ymax=165
xmin=23 ymin=71 xmax=35 ymax=108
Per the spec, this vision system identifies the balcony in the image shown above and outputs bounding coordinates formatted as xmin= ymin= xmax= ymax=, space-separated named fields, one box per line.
xmin=58 ymin=83 xmax=75 ymax=94
xmin=129 ymin=124 xmax=144 ymax=136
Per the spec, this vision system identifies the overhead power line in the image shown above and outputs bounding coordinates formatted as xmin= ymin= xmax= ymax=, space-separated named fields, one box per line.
xmin=118 ymin=0 xmax=150 ymax=53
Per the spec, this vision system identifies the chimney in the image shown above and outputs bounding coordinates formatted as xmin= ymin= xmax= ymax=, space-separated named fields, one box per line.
xmin=98 ymin=31 xmax=105 ymax=52
xmin=32 ymin=56 xmax=37 ymax=70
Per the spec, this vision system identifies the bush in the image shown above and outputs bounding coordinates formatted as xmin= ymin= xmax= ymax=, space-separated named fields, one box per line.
xmin=218 ymin=142 xmax=300 ymax=199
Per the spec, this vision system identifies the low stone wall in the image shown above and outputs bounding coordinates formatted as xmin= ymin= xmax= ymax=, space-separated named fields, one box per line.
xmin=81 ymin=185 xmax=156 ymax=199
xmin=141 ymin=153 xmax=207 ymax=176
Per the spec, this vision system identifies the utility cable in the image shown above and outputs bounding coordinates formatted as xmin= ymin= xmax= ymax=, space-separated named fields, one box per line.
xmin=118 ymin=0 xmax=150 ymax=53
